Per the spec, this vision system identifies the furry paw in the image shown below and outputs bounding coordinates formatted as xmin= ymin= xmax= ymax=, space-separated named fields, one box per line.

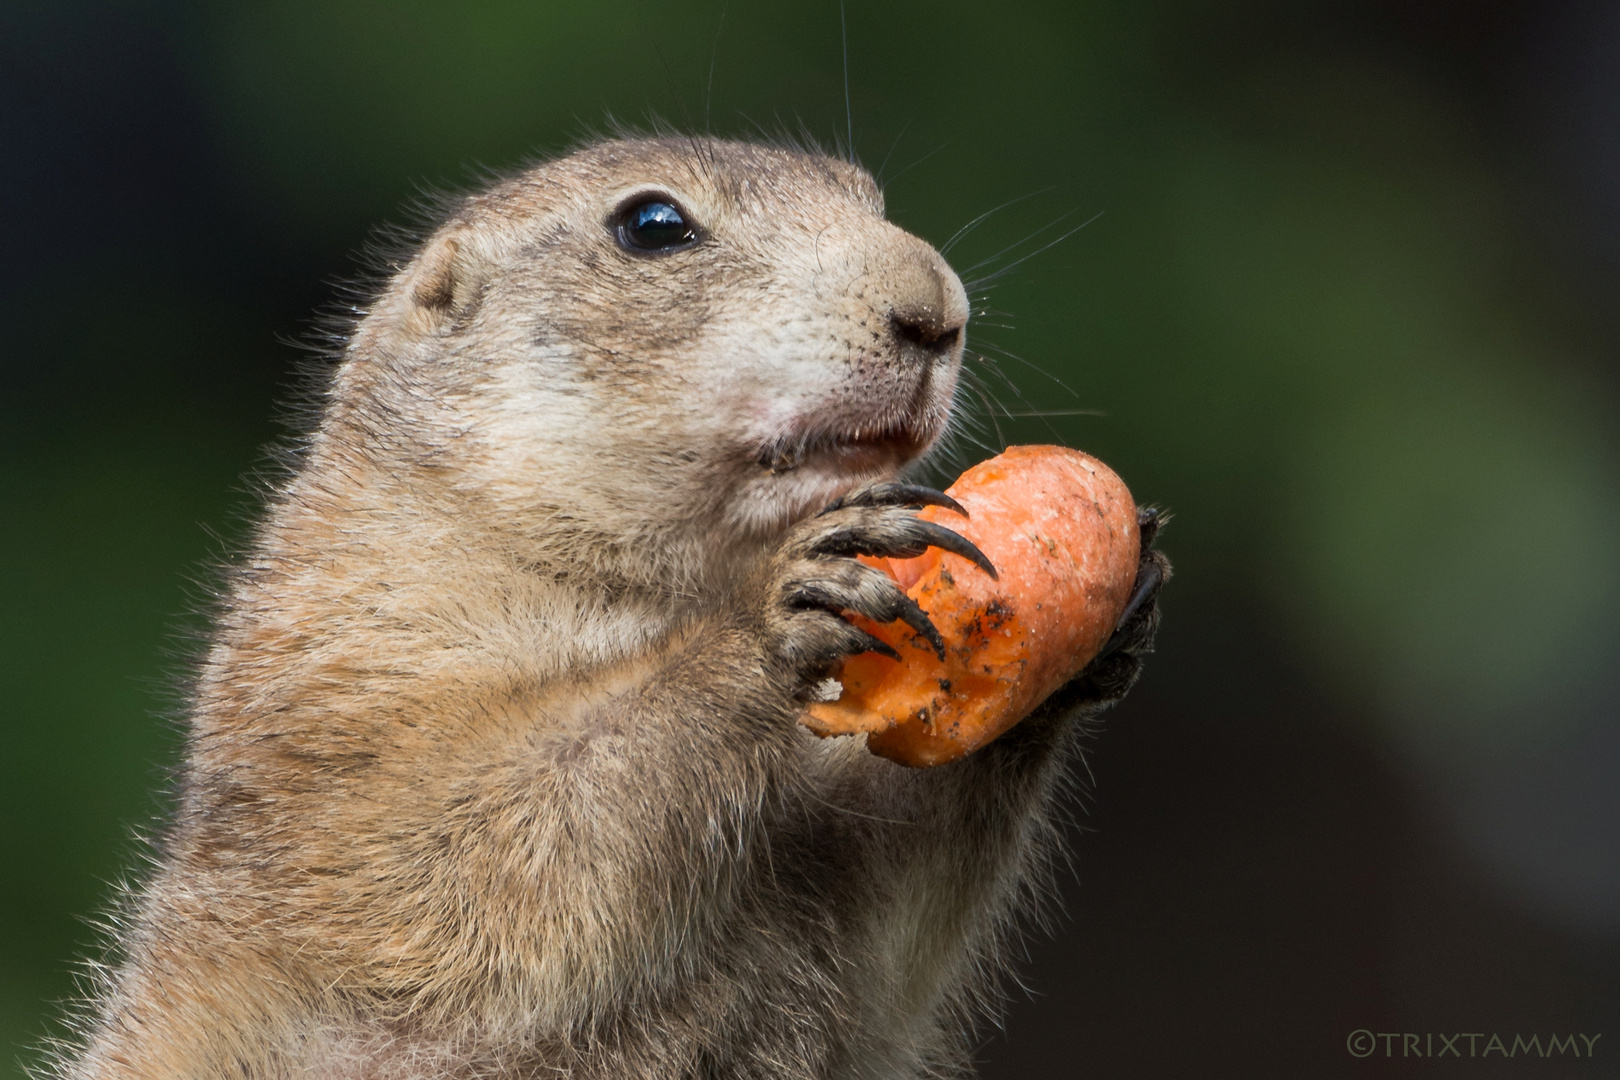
xmin=760 ymin=481 xmax=996 ymax=688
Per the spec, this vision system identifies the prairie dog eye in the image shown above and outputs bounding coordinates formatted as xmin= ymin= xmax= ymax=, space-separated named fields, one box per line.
xmin=617 ymin=199 xmax=700 ymax=253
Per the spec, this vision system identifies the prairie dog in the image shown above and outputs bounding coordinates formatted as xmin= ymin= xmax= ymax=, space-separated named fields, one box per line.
xmin=59 ymin=137 xmax=1165 ymax=1079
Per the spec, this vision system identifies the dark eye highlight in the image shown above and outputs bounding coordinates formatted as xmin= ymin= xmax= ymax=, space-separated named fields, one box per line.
xmin=618 ymin=199 xmax=700 ymax=253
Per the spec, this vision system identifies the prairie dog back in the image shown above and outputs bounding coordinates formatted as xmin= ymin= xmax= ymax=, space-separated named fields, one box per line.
xmin=58 ymin=136 xmax=1164 ymax=1080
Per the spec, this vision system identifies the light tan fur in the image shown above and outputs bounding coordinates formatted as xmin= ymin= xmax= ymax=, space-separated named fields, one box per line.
xmin=54 ymin=137 xmax=1163 ymax=1080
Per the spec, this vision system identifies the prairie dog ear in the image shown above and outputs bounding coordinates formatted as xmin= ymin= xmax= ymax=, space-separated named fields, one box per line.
xmin=405 ymin=227 xmax=493 ymax=332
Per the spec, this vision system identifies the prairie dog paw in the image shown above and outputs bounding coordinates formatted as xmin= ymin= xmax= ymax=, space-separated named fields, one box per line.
xmin=761 ymin=481 xmax=996 ymax=689
xmin=1064 ymin=506 xmax=1171 ymax=708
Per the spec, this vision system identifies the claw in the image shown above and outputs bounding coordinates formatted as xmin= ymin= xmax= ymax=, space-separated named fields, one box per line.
xmin=893 ymin=592 xmax=947 ymax=660
xmin=1094 ymin=559 xmax=1162 ymax=660
xmin=807 ymin=517 xmax=997 ymax=580
xmin=909 ymin=520 xmax=998 ymax=581
xmin=1137 ymin=505 xmax=1169 ymax=548
xmin=789 ymin=574 xmax=948 ymax=661
xmin=1116 ymin=558 xmax=1162 ymax=631
xmin=850 ymin=628 xmax=902 ymax=663
xmin=819 ymin=482 xmax=968 ymax=519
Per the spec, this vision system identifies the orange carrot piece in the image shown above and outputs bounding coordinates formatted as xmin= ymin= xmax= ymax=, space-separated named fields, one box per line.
xmin=802 ymin=445 xmax=1140 ymax=767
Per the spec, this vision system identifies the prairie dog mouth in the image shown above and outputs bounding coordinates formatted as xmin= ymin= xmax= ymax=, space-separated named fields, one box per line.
xmin=756 ymin=418 xmax=934 ymax=475
xmin=754 ymin=348 xmax=957 ymax=478
xmin=756 ymin=375 xmax=950 ymax=475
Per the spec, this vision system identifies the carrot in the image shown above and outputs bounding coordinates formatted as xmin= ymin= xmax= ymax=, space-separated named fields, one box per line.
xmin=802 ymin=445 xmax=1140 ymax=767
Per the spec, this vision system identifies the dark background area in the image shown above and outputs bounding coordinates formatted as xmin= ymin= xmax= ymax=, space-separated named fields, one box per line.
xmin=3 ymin=1 xmax=1617 ymax=1076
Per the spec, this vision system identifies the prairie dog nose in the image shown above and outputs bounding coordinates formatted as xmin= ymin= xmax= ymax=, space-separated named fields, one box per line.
xmin=887 ymin=244 xmax=968 ymax=360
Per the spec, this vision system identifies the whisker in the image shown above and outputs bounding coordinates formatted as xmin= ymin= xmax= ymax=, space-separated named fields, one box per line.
xmin=960 ymin=208 xmax=1080 ymax=277
xmin=840 ymin=1 xmax=854 ymax=162
xmin=997 ymin=409 xmax=1106 ymax=418
xmin=966 ymin=351 xmax=1080 ymax=443
xmin=974 ymin=339 xmax=1080 ymax=397
xmin=965 ymin=375 xmax=1010 ymax=449
xmin=652 ymin=43 xmax=693 ymax=134
xmin=703 ymin=13 xmax=725 ymax=134
xmin=882 ymin=141 xmax=950 ymax=188
xmin=874 ymin=121 xmax=911 ymax=185
xmin=963 ymin=211 xmax=1104 ymax=291
xmin=940 ymin=188 xmax=1053 ymax=256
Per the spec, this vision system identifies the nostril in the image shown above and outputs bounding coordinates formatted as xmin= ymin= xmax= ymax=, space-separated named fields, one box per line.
xmin=890 ymin=310 xmax=962 ymax=353
xmin=887 ymin=249 xmax=968 ymax=358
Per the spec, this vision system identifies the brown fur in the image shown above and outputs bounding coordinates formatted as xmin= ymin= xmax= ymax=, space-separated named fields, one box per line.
xmin=54 ymin=137 xmax=1164 ymax=1079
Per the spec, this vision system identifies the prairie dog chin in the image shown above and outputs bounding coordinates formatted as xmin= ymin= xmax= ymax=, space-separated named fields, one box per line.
xmin=59 ymin=135 xmax=1164 ymax=1080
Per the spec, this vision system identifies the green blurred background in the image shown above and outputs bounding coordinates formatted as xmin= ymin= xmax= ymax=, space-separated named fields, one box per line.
xmin=3 ymin=0 xmax=1617 ymax=1075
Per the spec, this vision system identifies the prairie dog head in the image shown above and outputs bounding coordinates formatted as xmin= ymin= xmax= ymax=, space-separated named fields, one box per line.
xmin=333 ymin=137 xmax=968 ymax=590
